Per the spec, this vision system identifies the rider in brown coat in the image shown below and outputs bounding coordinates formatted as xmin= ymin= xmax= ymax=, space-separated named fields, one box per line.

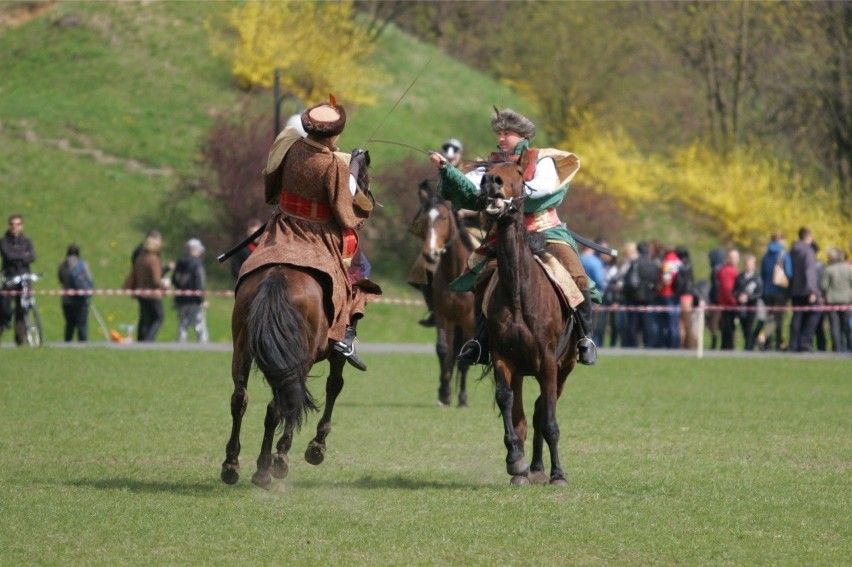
xmin=238 ymin=99 xmax=380 ymax=370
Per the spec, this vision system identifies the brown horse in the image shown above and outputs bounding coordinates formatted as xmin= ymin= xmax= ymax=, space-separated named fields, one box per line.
xmin=419 ymin=195 xmax=476 ymax=407
xmin=478 ymin=149 xmax=580 ymax=486
xmin=220 ymin=263 xmax=350 ymax=489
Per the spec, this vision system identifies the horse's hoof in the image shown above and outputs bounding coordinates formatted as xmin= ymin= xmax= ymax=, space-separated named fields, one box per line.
xmin=436 ymin=399 xmax=450 ymax=408
xmin=221 ymin=464 xmax=240 ymax=485
xmin=528 ymin=470 xmax=549 ymax=485
xmin=507 ymin=458 xmax=529 ymax=477
xmin=550 ymin=477 xmax=569 ymax=488
xmin=251 ymin=471 xmax=273 ymax=490
xmin=305 ymin=441 xmax=325 ymax=465
xmin=510 ymin=475 xmax=530 ymax=486
xmin=271 ymin=454 xmax=289 ymax=479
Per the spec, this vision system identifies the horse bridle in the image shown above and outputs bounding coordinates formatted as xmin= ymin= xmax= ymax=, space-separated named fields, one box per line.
xmin=481 ymin=163 xmax=532 ymax=219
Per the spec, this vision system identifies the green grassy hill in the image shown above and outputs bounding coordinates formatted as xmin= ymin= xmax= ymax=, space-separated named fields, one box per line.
xmin=1 ymin=2 xmax=717 ymax=345
xmin=0 ymin=1 xmax=541 ymax=342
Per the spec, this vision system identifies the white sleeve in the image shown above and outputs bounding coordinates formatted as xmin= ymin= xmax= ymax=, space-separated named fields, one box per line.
xmin=525 ymin=157 xmax=560 ymax=198
xmin=464 ymin=167 xmax=485 ymax=192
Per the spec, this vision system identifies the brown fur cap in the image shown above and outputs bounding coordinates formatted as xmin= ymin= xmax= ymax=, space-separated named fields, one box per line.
xmin=491 ymin=107 xmax=536 ymax=140
xmin=301 ymin=102 xmax=347 ymax=138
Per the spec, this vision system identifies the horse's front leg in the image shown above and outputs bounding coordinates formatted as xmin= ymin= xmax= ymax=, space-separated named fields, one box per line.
xmin=221 ymin=348 xmax=250 ymax=485
xmin=251 ymin=399 xmax=280 ymax=489
xmin=494 ymin=359 xmax=528 ymax=485
xmin=435 ymin=326 xmax=452 ymax=406
xmin=305 ymin=356 xmax=345 ymax=465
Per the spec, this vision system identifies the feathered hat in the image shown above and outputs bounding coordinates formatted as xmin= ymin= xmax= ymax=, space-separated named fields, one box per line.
xmin=491 ymin=107 xmax=536 ymax=140
xmin=301 ymin=94 xmax=347 ymax=138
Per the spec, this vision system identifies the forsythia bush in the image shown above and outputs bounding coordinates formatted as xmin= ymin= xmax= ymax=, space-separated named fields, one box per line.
xmin=565 ymin=115 xmax=851 ymax=254
xmin=207 ymin=0 xmax=383 ymax=105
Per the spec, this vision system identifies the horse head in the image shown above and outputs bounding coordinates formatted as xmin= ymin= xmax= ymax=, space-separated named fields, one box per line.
xmin=421 ymin=197 xmax=457 ymax=264
xmin=480 ymin=148 xmax=531 ymax=219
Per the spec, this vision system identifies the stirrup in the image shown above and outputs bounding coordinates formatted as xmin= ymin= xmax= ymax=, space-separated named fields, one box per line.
xmin=458 ymin=339 xmax=487 ymax=365
xmin=577 ymin=337 xmax=597 ymax=366
xmin=333 ymin=339 xmax=367 ymax=371
xmin=331 ymin=339 xmax=367 ymax=372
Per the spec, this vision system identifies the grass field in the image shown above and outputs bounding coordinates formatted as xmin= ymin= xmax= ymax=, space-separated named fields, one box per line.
xmin=1 ymin=348 xmax=848 ymax=565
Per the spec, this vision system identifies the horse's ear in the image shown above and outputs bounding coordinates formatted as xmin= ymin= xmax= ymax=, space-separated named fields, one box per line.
xmin=517 ymin=147 xmax=531 ymax=171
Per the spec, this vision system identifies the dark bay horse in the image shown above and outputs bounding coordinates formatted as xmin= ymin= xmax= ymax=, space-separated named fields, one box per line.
xmin=419 ymin=195 xmax=475 ymax=407
xmin=221 ymin=262 xmax=348 ymax=489
xmin=479 ymin=149 xmax=580 ymax=486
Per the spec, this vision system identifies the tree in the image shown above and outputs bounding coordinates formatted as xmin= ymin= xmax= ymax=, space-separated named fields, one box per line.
xmin=207 ymin=0 xmax=385 ymax=106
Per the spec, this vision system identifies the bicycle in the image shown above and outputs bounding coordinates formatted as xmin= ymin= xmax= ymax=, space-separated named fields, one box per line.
xmin=1 ymin=272 xmax=43 ymax=347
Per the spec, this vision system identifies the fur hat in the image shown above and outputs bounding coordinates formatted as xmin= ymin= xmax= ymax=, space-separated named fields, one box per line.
xmin=491 ymin=107 xmax=536 ymax=140
xmin=301 ymin=97 xmax=346 ymax=138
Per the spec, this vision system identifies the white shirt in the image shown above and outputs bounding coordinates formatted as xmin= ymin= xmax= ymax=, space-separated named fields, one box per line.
xmin=464 ymin=156 xmax=560 ymax=198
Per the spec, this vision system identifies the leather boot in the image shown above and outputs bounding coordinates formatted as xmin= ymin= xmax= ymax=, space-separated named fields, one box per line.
xmin=576 ymin=290 xmax=597 ymax=366
xmin=418 ymin=283 xmax=435 ymax=327
xmin=333 ymin=322 xmax=367 ymax=371
xmin=458 ymin=313 xmax=489 ymax=365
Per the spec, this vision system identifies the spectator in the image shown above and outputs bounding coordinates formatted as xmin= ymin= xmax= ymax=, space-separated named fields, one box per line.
xmin=812 ymin=241 xmax=828 ymax=351
xmin=657 ymin=246 xmax=682 ymax=348
xmin=0 ymin=214 xmax=36 ymax=344
xmin=131 ymin=231 xmax=167 ymax=342
xmin=230 ymin=218 xmax=264 ymax=281
xmin=788 ymin=227 xmax=820 ymax=353
xmin=57 ymin=244 xmax=94 ymax=342
xmin=580 ymin=243 xmax=607 ymax=346
xmin=733 ymin=254 xmax=763 ymax=350
xmin=717 ymin=249 xmax=740 ymax=350
xmin=759 ymin=231 xmax=792 ymax=351
xmin=820 ymin=247 xmax=852 ymax=352
xmin=674 ymin=246 xmax=697 ymax=349
xmin=600 ymin=244 xmax=622 ymax=346
xmin=614 ymin=242 xmax=638 ymax=347
xmin=173 ymin=238 xmax=209 ymax=343
xmin=707 ymin=245 xmax=726 ymax=349
xmin=622 ymin=241 xmax=660 ymax=348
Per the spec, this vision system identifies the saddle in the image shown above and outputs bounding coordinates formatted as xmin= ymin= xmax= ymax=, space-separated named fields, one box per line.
xmin=481 ymin=252 xmax=583 ymax=315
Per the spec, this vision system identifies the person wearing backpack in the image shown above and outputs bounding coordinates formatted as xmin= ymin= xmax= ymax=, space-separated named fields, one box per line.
xmin=57 ymin=244 xmax=94 ymax=342
xmin=622 ymin=241 xmax=661 ymax=348
xmin=172 ymin=238 xmax=208 ymax=343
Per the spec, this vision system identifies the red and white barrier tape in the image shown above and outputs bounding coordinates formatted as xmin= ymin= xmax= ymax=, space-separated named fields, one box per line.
xmin=1 ymin=289 xmax=850 ymax=311
xmin=0 ymin=287 xmax=427 ymax=305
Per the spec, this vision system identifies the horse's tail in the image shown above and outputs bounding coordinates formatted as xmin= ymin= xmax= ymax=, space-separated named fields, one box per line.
xmin=247 ymin=274 xmax=318 ymax=430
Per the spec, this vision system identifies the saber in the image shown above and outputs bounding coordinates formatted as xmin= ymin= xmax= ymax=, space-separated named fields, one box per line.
xmin=570 ymin=231 xmax=618 ymax=257
xmin=367 ymin=138 xmax=434 ymax=156
xmin=217 ymin=223 xmax=267 ymax=264
xmin=361 ymin=52 xmax=435 ymax=147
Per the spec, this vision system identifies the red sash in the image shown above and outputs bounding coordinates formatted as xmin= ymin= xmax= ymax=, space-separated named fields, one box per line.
xmin=280 ymin=191 xmax=331 ymax=221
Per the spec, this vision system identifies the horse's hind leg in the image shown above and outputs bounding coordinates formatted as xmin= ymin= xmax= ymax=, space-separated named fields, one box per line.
xmin=272 ymin=421 xmax=295 ymax=479
xmin=251 ymin=399 xmax=280 ymax=489
xmin=221 ymin=342 xmax=251 ymax=485
xmin=540 ymin=366 xmax=569 ymax=487
xmin=529 ymin=394 xmax=549 ymax=484
xmin=305 ymin=356 xmax=345 ymax=465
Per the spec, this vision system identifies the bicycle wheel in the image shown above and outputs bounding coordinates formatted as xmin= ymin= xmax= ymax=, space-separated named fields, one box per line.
xmin=23 ymin=305 xmax=43 ymax=348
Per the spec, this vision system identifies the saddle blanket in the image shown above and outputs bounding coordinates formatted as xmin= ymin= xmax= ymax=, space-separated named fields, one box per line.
xmin=481 ymin=253 xmax=584 ymax=314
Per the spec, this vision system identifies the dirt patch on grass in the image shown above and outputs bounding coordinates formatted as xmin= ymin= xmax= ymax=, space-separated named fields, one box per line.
xmin=0 ymin=1 xmax=58 ymax=30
